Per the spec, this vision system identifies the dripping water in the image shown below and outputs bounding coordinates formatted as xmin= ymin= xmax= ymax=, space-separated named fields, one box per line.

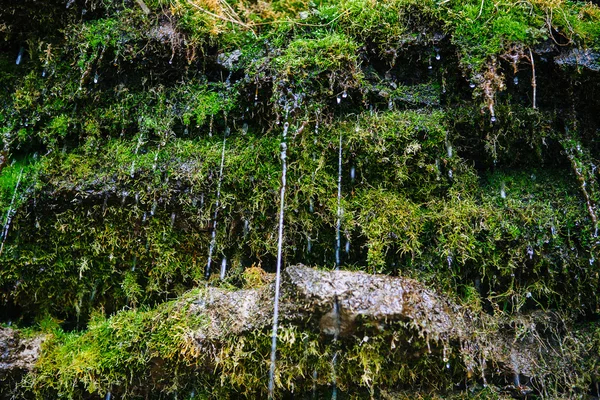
xmin=330 ymin=131 xmax=344 ymax=400
xmin=220 ymin=257 xmax=227 ymax=280
xmin=335 ymin=131 xmax=343 ymax=269
xmin=205 ymin=128 xmax=228 ymax=278
xmin=15 ymin=47 xmax=24 ymax=65
xmin=268 ymin=120 xmax=290 ymax=399
xmin=0 ymin=168 xmax=23 ymax=255
xmin=130 ymin=134 xmax=144 ymax=178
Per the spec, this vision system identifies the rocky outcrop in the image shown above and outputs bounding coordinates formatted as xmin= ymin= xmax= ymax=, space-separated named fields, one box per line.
xmin=0 ymin=327 xmax=44 ymax=379
xmin=192 ymin=265 xmax=470 ymax=341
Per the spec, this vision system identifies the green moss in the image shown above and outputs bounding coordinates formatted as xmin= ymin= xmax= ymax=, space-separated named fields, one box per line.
xmin=27 ymin=291 xmax=205 ymax=399
xmin=2 ymin=0 xmax=600 ymax=397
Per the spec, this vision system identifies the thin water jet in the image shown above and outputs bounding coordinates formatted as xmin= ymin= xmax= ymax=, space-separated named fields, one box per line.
xmin=220 ymin=257 xmax=227 ymax=280
xmin=0 ymin=168 xmax=23 ymax=255
xmin=15 ymin=47 xmax=24 ymax=65
xmin=330 ymin=131 xmax=344 ymax=400
xmin=205 ymin=129 xmax=228 ymax=278
xmin=268 ymin=120 xmax=289 ymax=399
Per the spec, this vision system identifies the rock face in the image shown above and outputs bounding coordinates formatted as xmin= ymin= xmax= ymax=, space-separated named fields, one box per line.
xmin=555 ymin=48 xmax=600 ymax=71
xmin=192 ymin=265 xmax=469 ymax=341
xmin=0 ymin=328 xmax=43 ymax=379
xmin=1 ymin=266 xmax=595 ymax=398
xmin=192 ymin=266 xmax=550 ymax=382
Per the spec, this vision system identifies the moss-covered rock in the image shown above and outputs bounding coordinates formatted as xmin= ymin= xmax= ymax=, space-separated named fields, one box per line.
xmin=1 ymin=0 xmax=600 ymax=397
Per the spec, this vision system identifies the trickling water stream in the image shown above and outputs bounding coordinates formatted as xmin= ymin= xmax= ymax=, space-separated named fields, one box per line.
xmin=331 ymin=131 xmax=344 ymax=400
xmin=205 ymin=128 xmax=228 ymax=278
xmin=268 ymin=120 xmax=289 ymax=399
xmin=0 ymin=168 xmax=23 ymax=255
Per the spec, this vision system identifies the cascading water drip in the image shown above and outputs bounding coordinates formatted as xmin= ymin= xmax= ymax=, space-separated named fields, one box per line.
xmin=0 ymin=168 xmax=23 ymax=255
xmin=205 ymin=127 xmax=228 ymax=278
xmin=220 ymin=257 xmax=227 ymax=280
xmin=268 ymin=117 xmax=290 ymax=399
xmin=15 ymin=47 xmax=24 ymax=65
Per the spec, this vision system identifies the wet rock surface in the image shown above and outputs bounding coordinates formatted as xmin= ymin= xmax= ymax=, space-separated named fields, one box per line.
xmin=555 ymin=48 xmax=600 ymax=71
xmin=0 ymin=328 xmax=43 ymax=378
xmin=191 ymin=265 xmax=469 ymax=341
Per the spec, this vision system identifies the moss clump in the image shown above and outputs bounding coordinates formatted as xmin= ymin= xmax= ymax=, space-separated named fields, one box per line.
xmin=25 ymin=290 xmax=205 ymax=399
xmin=23 ymin=297 xmax=460 ymax=399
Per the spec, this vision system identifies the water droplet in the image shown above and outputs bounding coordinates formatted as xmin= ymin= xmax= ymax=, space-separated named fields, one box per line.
xmin=446 ymin=362 xmax=451 ymax=369
xmin=490 ymin=116 xmax=497 ymax=123
xmin=428 ymin=64 xmax=433 ymax=70
xmin=105 ymin=392 xmax=112 ymax=400
xmin=93 ymin=73 xmax=98 ymax=84
xmin=220 ymin=257 xmax=227 ymax=280
xmin=526 ymin=292 xmax=532 ymax=298
xmin=242 ymin=122 xmax=248 ymax=135
xmin=436 ymin=53 xmax=441 ymax=61
xmin=447 ymin=255 xmax=453 ymax=268
xmin=42 ymin=69 xmax=46 ymax=77
xmin=513 ymin=76 xmax=519 ymax=85
xmin=500 ymin=184 xmax=506 ymax=199
xmin=469 ymin=83 xmax=476 ymax=89
xmin=350 ymin=166 xmax=356 ymax=182
xmin=336 ymin=96 xmax=341 ymax=104
xmin=448 ymin=169 xmax=453 ymax=179
xmin=342 ymin=91 xmax=348 ymax=98
xmin=388 ymin=99 xmax=393 ymax=110
xmin=527 ymin=246 xmax=534 ymax=259
xmin=15 ymin=47 xmax=24 ymax=65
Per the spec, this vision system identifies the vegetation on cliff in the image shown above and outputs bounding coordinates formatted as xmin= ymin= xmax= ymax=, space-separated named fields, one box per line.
xmin=1 ymin=0 xmax=600 ymax=397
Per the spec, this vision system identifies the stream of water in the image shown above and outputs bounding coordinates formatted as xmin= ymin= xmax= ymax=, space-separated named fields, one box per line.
xmin=0 ymin=168 xmax=23 ymax=255
xmin=205 ymin=128 xmax=228 ymax=278
xmin=268 ymin=120 xmax=289 ymax=399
